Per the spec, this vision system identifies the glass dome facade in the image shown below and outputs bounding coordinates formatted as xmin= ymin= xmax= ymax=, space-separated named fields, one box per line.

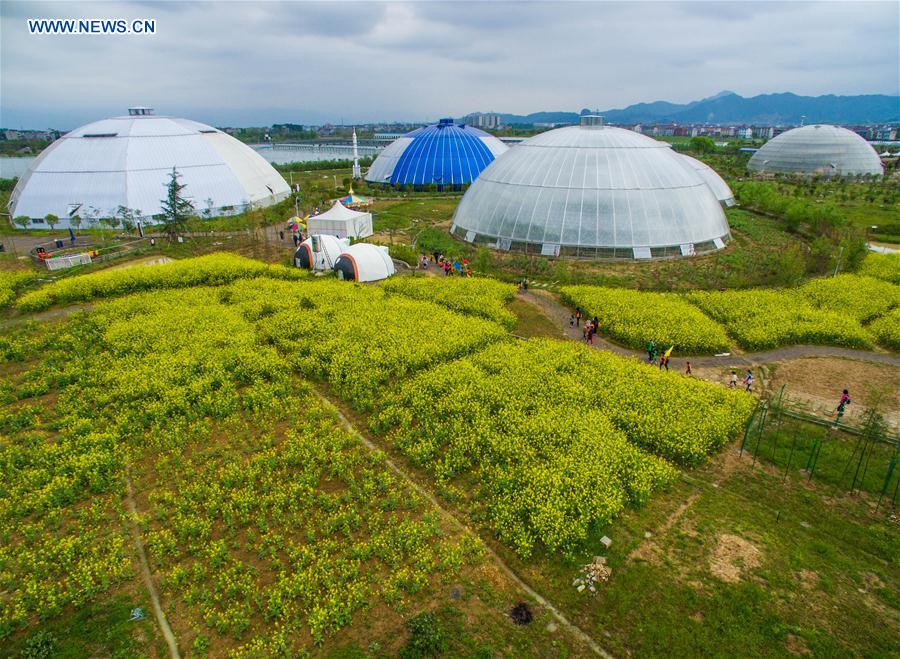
xmin=451 ymin=123 xmax=731 ymax=259
xmin=747 ymin=124 xmax=883 ymax=177
xmin=366 ymin=119 xmax=507 ymax=187
xmin=678 ymin=154 xmax=735 ymax=207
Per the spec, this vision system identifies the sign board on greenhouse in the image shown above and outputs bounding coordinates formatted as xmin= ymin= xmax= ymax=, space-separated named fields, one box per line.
xmin=680 ymin=243 xmax=695 ymax=256
xmin=541 ymin=243 xmax=561 ymax=257
xmin=632 ymin=246 xmax=652 ymax=259
xmin=713 ymin=237 xmax=725 ymax=250
xmin=465 ymin=230 xmax=476 ymax=242
xmin=498 ymin=238 xmax=512 ymax=251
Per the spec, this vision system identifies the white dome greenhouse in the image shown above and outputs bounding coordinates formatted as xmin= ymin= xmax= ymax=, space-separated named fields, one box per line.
xmin=451 ymin=117 xmax=732 ymax=259
xmin=8 ymin=108 xmax=291 ymax=229
xmin=747 ymin=124 xmax=883 ymax=177
xmin=678 ymin=154 xmax=735 ymax=207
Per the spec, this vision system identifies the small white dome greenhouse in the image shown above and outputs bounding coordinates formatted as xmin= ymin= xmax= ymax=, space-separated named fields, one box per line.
xmin=747 ymin=124 xmax=883 ymax=177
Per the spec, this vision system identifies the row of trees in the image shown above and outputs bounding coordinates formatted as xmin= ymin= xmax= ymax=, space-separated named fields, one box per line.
xmin=732 ymin=180 xmax=869 ymax=274
xmin=13 ymin=206 xmax=146 ymax=233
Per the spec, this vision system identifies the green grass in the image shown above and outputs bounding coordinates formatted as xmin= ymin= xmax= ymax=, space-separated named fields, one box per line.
xmin=745 ymin=416 xmax=898 ymax=497
xmin=3 ymin=593 xmax=162 ymax=658
xmin=3 ymin=269 xmax=898 ymax=657
xmin=494 ymin=435 xmax=899 ymax=657
xmin=508 ymin=296 xmax=564 ymax=339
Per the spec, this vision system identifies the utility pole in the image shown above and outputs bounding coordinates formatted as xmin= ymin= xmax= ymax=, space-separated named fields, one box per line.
xmin=351 ymin=127 xmax=362 ymax=180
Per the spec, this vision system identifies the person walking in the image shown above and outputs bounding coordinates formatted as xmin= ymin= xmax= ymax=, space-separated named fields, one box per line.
xmin=647 ymin=340 xmax=657 ymax=364
xmin=685 ymin=360 xmax=692 ymax=376
xmin=659 ymin=354 xmax=669 ymax=371
xmin=729 ymin=370 xmax=738 ymax=388
xmin=279 ymin=230 xmax=285 ymax=241
xmin=744 ymin=370 xmax=753 ymax=392
xmin=836 ymin=389 xmax=851 ymax=422
xmin=584 ymin=320 xmax=594 ymax=344
xmin=575 ymin=307 xmax=583 ymax=328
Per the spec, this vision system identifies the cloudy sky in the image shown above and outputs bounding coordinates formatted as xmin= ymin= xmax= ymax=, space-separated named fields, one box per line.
xmin=2 ymin=1 xmax=898 ymax=129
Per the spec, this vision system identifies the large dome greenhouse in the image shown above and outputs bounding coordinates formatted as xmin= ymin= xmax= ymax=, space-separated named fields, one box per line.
xmin=8 ymin=107 xmax=291 ymax=229
xmin=451 ymin=117 xmax=732 ymax=259
xmin=678 ymin=154 xmax=735 ymax=207
xmin=747 ymin=124 xmax=883 ymax=177
xmin=366 ymin=118 xmax=507 ymax=188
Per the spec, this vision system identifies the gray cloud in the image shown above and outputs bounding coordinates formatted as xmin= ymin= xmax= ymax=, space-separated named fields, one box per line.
xmin=1 ymin=0 xmax=897 ymax=129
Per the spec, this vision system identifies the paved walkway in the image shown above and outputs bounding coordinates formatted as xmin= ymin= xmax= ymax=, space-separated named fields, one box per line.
xmin=523 ymin=289 xmax=900 ymax=369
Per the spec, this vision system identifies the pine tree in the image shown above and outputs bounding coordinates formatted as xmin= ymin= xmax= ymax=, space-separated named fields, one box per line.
xmin=159 ymin=167 xmax=195 ymax=241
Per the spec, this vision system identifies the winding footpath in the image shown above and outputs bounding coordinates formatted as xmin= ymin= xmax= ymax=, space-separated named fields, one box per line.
xmin=523 ymin=289 xmax=900 ymax=369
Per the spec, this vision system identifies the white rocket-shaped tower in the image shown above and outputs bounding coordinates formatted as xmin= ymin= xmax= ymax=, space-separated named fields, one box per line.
xmin=351 ymin=128 xmax=361 ymax=180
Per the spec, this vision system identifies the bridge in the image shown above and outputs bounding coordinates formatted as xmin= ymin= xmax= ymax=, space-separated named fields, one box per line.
xmin=251 ymin=141 xmax=384 ymax=152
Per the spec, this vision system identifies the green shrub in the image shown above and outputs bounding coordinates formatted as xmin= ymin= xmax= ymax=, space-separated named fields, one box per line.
xmin=400 ymin=612 xmax=446 ymax=658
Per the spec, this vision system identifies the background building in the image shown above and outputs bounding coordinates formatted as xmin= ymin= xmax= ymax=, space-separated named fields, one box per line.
xmin=463 ymin=113 xmax=503 ymax=130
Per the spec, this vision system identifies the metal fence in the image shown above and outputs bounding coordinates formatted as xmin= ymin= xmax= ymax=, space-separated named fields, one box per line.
xmin=740 ymin=385 xmax=898 ymax=509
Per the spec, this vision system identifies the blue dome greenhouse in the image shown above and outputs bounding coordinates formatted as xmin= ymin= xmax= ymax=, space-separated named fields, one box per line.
xmin=366 ymin=118 xmax=508 ymax=188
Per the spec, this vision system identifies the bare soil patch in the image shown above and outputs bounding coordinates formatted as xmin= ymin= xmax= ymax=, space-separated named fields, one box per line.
xmin=708 ymin=533 xmax=762 ymax=584
xmin=768 ymin=357 xmax=900 ymax=429
xmin=785 ymin=633 xmax=812 ymax=655
xmin=106 ymin=255 xmax=174 ymax=271
xmin=796 ymin=569 xmax=820 ymax=591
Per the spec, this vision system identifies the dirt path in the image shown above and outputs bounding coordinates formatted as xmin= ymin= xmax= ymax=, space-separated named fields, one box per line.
xmin=311 ymin=387 xmax=612 ymax=658
xmin=523 ymin=289 xmax=900 ymax=369
xmin=0 ymin=303 xmax=93 ymax=329
xmin=125 ymin=470 xmax=180 ymax=659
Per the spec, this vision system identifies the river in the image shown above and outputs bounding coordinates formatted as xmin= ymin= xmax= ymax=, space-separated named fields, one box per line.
xmin=0 ymin=144 xmax=382 ymax=179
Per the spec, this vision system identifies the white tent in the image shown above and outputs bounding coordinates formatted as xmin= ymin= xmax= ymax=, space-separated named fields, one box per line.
xmin=306 ymin=201 xmax=373 ymax=238
xmin=333 ymin=243 xmax=395 ymax=282
xmin=294 ymin=234 xmax=350 ymax=271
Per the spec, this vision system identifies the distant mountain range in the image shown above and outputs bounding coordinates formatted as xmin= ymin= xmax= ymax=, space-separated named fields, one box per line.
xmin=476 ymin=92 xmax=899 ymax=126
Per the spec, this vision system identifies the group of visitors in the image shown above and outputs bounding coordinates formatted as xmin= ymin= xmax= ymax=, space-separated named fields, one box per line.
xmin=727 ymin=369 xmax=754 ymax=391
xmin=563 ymin=306 xmax=854 ymax=431
xmin=424 ymin=253 xmax=471 ymax=277
xmin=645 ymin=341 xmax=675 ymax=372
xmin=567 ymin=308 xmax=601 ymax=345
